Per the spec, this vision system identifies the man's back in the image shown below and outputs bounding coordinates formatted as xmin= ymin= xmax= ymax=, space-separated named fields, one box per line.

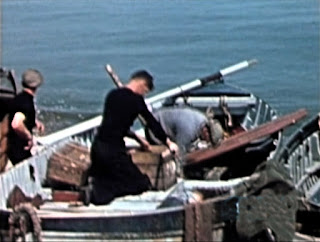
xmin=97 ymin=88 xmax=167 ymax=147
xmin=7 ymin=91 xmax=36 ymax=164
xmin=152 ymin=107 xmax=207 ymax=152
xmin=98 ymin=88 xmax=143 ymax=145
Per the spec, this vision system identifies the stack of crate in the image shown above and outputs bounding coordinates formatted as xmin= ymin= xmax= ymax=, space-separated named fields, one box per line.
xmin=47 ymin=142 xmax=177 ymax=202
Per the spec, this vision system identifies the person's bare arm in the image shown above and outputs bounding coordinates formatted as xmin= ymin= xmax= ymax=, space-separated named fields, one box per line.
xmin=11 ymin=112 xmax=33 ymax=149
xmin=35 ymin=119 xmax=45 ymax=134
xmin=11 ymin=112 xmax=32 ymax=140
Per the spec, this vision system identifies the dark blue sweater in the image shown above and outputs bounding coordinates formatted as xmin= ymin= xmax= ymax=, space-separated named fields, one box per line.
xmin=97 ymin=88 xmax=167 ymax=147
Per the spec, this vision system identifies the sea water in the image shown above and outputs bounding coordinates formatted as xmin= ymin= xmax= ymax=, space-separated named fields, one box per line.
xmin=1 ymin=0 xmax=319 ymax=133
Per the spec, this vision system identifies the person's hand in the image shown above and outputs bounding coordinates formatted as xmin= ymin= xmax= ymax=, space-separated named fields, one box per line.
xmin=30 ymin=136 xmax=43 ymax=155
xmin=166 ymin=138 xmax=179 ymax=156
xmin=24 ymin=136 xmax=34 ymax=150
xmin=35 ymin=120 xmax=45 ymax=135
xmin=140 ymin=138 xmax=151 ymax=151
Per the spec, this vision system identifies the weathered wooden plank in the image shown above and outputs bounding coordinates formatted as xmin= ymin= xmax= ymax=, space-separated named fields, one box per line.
xmin=185 ymin=109 xmax=307 ymax=166
xmin=197 ymin=202 xmax=213 ymax=241
xmin=131 ymin=146 xmax=165 ymax=164
xmin=46 ymin=143 xmax=91 ymax=187
xmin=57 ymin=142 xmax=90 ymax=164
xmin=47 ymin=154 xmax=90 ymax=187
xmin=131 ymin=146 xmax=177 ymax=190
xmin=184 ymin=204 xmax=195 ymax=241
xmin=52 ymin=190 xmax=82 ymax=202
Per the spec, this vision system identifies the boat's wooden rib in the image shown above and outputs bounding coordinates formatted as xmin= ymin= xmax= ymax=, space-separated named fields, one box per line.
xmin=185 ymin=108 xmax=307 ymax=167
xmin=275 ymin=113 xmax=320 ymax=200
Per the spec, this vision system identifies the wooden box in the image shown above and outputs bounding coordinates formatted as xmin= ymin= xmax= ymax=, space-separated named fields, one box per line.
xmin=47 ymin=142 xmax=91 ymax=187
xmin=131 ymin=145 xmax=177 ymax=190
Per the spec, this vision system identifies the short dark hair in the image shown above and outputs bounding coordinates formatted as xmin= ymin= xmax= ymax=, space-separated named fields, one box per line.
xmin=130 ymin=70 xmax=154 ymax=91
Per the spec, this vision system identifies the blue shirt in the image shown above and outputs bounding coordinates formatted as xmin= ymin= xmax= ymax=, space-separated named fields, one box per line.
xmin=152 ymin=107 xmax=208 ymax=152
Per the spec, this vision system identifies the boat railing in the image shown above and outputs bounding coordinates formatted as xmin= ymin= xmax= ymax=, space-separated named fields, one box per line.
xmin=275 ymin=114 xmax=320 ymax=201
xmin=0 ymin=143 xmax=58 ymax=209
xmin=37 ymin=116 xmax=101 ymax=147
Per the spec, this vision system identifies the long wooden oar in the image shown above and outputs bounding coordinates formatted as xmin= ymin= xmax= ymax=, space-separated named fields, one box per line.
xmin=105 ymin=64 xmax=123 ymax=88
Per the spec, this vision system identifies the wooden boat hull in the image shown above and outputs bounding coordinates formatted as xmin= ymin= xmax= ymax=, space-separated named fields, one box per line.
xmin=274 ymin=113 xmax=320 ymax=237
xmin=0 ymin=129 xmax=300 ymax=241
xmin=0 ymin=161 xmax=298 ymax=241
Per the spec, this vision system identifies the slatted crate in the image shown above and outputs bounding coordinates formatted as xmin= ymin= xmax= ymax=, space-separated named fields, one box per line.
xmin=47 ymin=142 xmax=91 ymax=187
xmin=131 ymin=145 xmax=177 ymax=190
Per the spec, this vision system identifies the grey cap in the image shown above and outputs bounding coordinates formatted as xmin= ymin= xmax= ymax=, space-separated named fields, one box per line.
xmin=21 ymin=69 xmax=44 ymax=89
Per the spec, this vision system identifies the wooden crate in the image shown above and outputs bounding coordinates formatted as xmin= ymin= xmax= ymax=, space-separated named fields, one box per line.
xmin=47 ymin=143 xmax=177 ymax=190
xmin=131 ymin=145 xmax=177 ymax=190
xmin=47 ymin=142 xmax=91 ymax=187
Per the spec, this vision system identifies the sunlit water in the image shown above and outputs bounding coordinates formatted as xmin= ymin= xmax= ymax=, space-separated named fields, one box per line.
xmin=2 ymin=0 xmax=319 ymax=134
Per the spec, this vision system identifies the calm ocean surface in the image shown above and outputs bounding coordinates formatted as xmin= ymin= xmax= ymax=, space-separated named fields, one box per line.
xmin=2 ymin=0 xmax=319 ymax=133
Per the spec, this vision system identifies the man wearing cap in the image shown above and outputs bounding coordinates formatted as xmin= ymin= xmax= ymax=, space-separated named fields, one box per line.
xmin=145 ymin=107 xmax=225 ymax=154
xmin=89 ymin=70 xmax=179 ymax=205
xmin=7 ymin=69 xmax=45 ymax=165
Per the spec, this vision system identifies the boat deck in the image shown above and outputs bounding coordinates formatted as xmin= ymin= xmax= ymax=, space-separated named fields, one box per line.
xmin=38 ymin=190 xmax=172 ymax=217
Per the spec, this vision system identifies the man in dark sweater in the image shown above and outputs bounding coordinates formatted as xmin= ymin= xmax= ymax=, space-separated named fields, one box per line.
xmin=89 ymin=70 xmax=179 ymax=205
xmin=7 ymin=69 xmax=45 ymax=165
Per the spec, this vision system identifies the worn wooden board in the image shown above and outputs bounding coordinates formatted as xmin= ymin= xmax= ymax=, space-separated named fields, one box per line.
xmin=47 ymin=143 xmax=91 ymax=187
xmin=52 ymin=190 xmax=82 ymax=202
xmin=185 ymin=109 xmax=308 ymax=167
xmin=131 ymin=145 xmax=177 ymax=190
